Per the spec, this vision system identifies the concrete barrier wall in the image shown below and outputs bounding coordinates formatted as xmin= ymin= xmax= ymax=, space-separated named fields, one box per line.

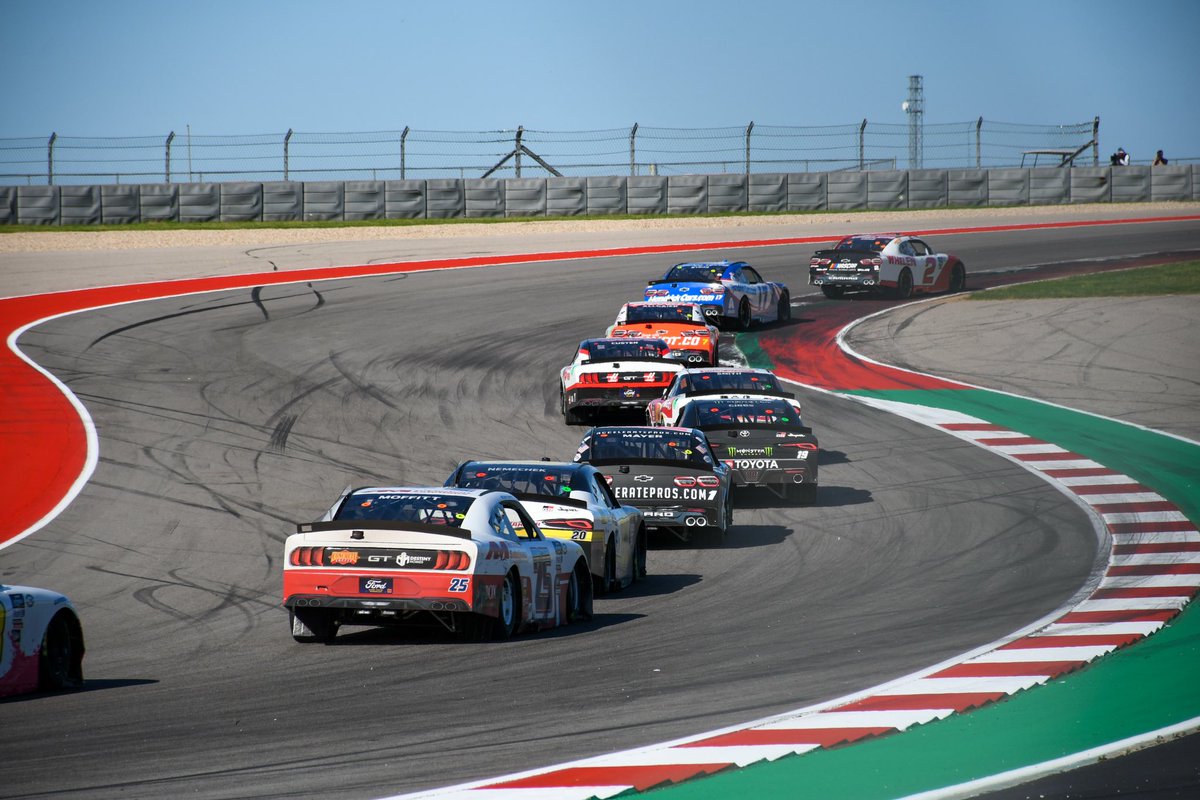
xmin=4 ymin=166 xmax=1194 ymax=225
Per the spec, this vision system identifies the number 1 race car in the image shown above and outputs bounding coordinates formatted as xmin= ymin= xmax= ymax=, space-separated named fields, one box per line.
xmin=1 ymin=584 xmax=85 ymax=698
xmin=559 ymin=337 xmax=687 ymax=425
xmin=283 ymin=487 xmax=592 ymax=642
xmin=645 ymin=260 xmax=791 ymax=329
xmin=445 ymin=461 xmax=646 ymax=593
xmin=646 ymin=367 xmax=796 ymax=426
xmin=675 ymin=397 xmax=819 ymax=504
xmin=606 ymin=302 xmax=720 ymax=366
xmin=809 ymin=233 xmax=967 ymax=299
xmin=574 ymin=426 xmax=733 ymax=545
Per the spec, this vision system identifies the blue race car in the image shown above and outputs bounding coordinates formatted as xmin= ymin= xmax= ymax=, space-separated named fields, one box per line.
xmin=644 ymin=261 xmax=790 ymax=329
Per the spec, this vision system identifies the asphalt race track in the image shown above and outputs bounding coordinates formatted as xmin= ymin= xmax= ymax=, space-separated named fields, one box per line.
xmin=2 ymin=220 xmax=1199 ymax=799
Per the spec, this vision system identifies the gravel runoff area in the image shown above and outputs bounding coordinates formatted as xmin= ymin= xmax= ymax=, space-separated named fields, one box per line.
xmin=2 ymin=201 xmax=1197 ymax=440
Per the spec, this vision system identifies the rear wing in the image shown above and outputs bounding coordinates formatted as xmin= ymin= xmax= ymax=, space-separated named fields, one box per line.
xmin=296 ymin=520 xmax=472 ymax=539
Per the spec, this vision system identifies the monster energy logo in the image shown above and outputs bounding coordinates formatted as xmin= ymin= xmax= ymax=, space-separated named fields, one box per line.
xmin=726 ymin=446 xmax=773 ymax=457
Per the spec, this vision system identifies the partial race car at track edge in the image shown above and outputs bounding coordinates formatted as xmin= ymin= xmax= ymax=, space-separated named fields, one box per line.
xmin=1 ymin=584 xmax=85 ymax=698
xmin=644 ymin=260 xmax=790 ymax=329
xmin=809 ymin=233 xmax=967 ymax=299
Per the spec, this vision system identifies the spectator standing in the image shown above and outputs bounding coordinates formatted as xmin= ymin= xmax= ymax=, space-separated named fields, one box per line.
xmin=1110 ymin=147 xmax=1130 ymax=166
xmin=1153 ymin=150 xmax=1168 ymax=165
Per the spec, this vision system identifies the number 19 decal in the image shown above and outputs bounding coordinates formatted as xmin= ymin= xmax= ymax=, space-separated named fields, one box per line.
xmin=448 ymin=578 xmax=470 ymax=593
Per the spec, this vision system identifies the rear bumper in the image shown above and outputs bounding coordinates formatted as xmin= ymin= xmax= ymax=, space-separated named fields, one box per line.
xmin=809 ymin=271 xmax=879 ymax=287
xmin=566 ymin=385 xmax=667 ymax=410
xmin=638 ymin=505 xmax=722 ymax=530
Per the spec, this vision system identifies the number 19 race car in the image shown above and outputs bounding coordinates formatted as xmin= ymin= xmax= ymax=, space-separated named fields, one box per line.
xmin=645 ymin=260 xmax=791 ymax=329
xmin=646 ymin=367 xmax=795 ymax=426
xmin=1 ymin=584 xmax=85 ymax=697
xmin=674 ymin=397 xmax=819 ymax=504
xmin=605 ymin=302 xmax=720 ymax=366
xmin=574 ymin=426 xmax=733 ymax=545
xmin=809 ymin=233 xmax=967 ymax=299
xmin=445 ymin=461 xmax=647 ymax=593
xmin=559 ymin=337 xmax=687 ymax=425
xmin=283 ymin=487 xmax=592 ymax=642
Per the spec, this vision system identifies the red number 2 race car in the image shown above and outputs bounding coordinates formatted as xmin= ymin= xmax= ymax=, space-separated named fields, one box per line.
xmin=809 ymin=233 xmax=967 ymax=299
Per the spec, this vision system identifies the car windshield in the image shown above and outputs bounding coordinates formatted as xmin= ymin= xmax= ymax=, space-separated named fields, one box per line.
xmin=578 ymin=429 xmax=714 ymax=467
xmin=581 ymin=339 xmax=667 ymax=361
xmin=625 ymin=305 xmax=695 ymax=323
xmin=453 ymin=464 xmax=588 ymax=498
xmin=335 ymin=491 xmax=474 ymax=526
xmin=675 ymin=371 xmax=782 ymax=396
xmin=835 ymin=235 xmax=893 ymax=252
xmin=681 ymin=400 xmax=804 ymax=428
xmin=663 ymin=264 xmax=724 ymax=282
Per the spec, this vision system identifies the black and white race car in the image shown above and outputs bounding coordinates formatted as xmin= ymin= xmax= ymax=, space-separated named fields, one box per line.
xmin=558 ymin=337 xmax=686 ymax=425
xmin=574 ymin=426 xmax=732 ymax=545
xmin=674 ymin=397 xmax=819 ymax=503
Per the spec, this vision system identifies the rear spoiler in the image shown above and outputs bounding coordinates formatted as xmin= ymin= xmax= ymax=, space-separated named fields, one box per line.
xmin=511 ymin=492 xmax=588 ymax=510
xmin=584 ymin=458 xmax=717 ymax=472
xmin=646 ymin=279 xmax=721 ymax=287
xmin=685 ymin=388 xmax=795 ymax=399
xmin=296 ymin=520 xmax=472 ymax=539
xmin=703 ymin=424 xmax=815 ymax=437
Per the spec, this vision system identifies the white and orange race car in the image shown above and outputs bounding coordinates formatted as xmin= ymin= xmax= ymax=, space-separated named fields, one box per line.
xmin=558 ymin=337 xmax=686 ymax=425
xmin=809 ymin=233 xmax=967 ymax=299
xmin=605 ymin=302 xmax=720 ymax=366
xmin=0 ymin=583 xmax=84 ymax=698
xmin=284 ymin=487 xmax=592 ymax=642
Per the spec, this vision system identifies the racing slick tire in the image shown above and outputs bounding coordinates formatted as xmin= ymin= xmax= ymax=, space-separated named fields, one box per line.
xmin=893 ymin=268 xmax=914 ymax=300
xmin=290 ymin=607 xmax=338 ymax=644
xmin=477 ymin=569 xmax=521 ymax=641
xmin=820 ymin=286 xmax=846 ymax=300
xmin=39 ymin=610 xmax=84 ymax=691
xmin=634 ymin=525 xmax=648 ymax=580
xmin=776 ymin=291 xmax=791 ymax=322
xmin=787 ymin=482 xmax=818 ymax=505
xmin=596 ymin=538 xmax=618 ymax=595
xmin=736 ymin=298 xmax=753 ymax=330
xmin=561 ymin=388 xmax=586 ymax=426
xmin=949 ymin=262 xmax=967 ymax=293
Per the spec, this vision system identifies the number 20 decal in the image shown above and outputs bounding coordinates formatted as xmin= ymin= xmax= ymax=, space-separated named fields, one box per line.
xmin=448 ymin=578 xmax=470 ymax=592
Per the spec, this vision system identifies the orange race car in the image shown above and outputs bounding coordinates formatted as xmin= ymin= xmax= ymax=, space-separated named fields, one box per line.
xmin=604 ymin=302 xmax=720 ymax=367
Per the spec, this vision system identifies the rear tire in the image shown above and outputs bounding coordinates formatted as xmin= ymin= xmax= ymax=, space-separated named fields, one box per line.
xmin=568 ymin=562 xmax=593 ymax=622
xmin=821 ymin=286 xmax=846 ymax=299
xmin=736 ymin=298 xmax=752 ymax=330
xmin=788 ymin=482 xmax=818 ymax=505
xmin=893 ymin=268 xmax=913 ymax=300
xmin=633 ymin=526 xmax=648 ymax=580
xmin=776 ymin=292 xmax=791 ymax=322
xmin=595 ymin=539 xmax=617 ymax=595
xmin=39 ymin=611 xmax=84 ymax=691
xmin=487 ymin=570 xmax=520 ymax=640
xmin=290 ymin=607 xmax=338 ymax=644
xmin=561 ymin=389 xmax=585 ymax=426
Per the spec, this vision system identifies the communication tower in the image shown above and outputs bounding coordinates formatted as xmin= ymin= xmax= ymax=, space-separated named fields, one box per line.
xmin=902 ymin=75 xmax=925 ymax=169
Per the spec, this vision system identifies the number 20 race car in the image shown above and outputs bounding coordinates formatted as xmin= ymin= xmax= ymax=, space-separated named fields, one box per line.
xmin=1 ymin=583 xmax=85 ymax=697
xmin=809 ymin=233 xmax=967 ymax=299
xmin=283 ymin=487 xmax=592 ymax=642
xmin=644 ymin=260 xmax=791 ymax=329
xmin=445 ymin=461 xmax=647 ymax=593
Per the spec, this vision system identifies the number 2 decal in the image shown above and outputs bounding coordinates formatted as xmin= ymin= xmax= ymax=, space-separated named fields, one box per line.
xmin=448 ymin=578 xmax=470 ymax=592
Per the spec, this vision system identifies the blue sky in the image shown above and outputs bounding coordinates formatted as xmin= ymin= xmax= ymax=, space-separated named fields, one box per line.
xmin=4 ymin=0 xmax=1198 ymax=165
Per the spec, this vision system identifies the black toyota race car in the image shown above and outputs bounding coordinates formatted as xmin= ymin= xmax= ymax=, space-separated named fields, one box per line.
xmin=573 ymin=426 xmax=732 ymax=545
xmin=675 ymin=397 xmax=819 ymax=504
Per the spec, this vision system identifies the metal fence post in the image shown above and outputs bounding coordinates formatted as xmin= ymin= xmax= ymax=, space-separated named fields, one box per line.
xmin=165 ymin=131 xmax=175 ymax=183
xmin=745 ymin=121 xmax=754 ymax=174
xmin=284 ymin=128 xmax=293 ymax=181
xmin=1092 ymin=116 xmax=1100 ymax=166
xmin=976 ymin=117 xmax=983 ymax=168
xmin=859 ymin=119 xmax=867 ymax=170
xmin=400 ymin=126 xmax=409 ymax=179
xmin=515 ymin=126 xmax=523 ymax=178
xmin=47 ymin=132 xmax=56 ymax=185
xmin=630 ymin=123 xmax=638 ymax=176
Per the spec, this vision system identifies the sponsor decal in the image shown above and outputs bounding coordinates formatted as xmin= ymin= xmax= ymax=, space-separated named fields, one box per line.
xmin=731 ymin=459 xmax=780 ymax=469
xmin=614 ymin=486 xmax=717 ymax=501
xmin=329 ymin=550 xmax=359 ymax=565
xmin=622 ymin=388 xmax=638 ymax=398
xmin=393 ymin=552 xmax=434 ymax=567
xmin=739 ymin=430 xmax=751 ymax=437
xmin=634 ymin=474 xmax=654 ymax=482
xmin=726 ymin=446 xmax=774 ymax=457
xmin=360 ymin=577 xmax=393 ymax=594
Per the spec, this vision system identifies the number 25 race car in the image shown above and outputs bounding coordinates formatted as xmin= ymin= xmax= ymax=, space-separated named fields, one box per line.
xmin=283 ymin=487 xmax=592 ymax=642
xmin=809 ymin=233 xmax=967 ymax=299
xmin=645 ymin=260 xmax=790 ymax=329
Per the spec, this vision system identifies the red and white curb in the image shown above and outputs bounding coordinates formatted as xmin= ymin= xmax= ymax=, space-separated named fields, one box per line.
xmin=382 ymin=400 xmax=1199 ymax=799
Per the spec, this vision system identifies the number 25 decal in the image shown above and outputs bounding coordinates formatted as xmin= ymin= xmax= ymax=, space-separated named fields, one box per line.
xmin=448 ymin=578 xmax=470 ymax=592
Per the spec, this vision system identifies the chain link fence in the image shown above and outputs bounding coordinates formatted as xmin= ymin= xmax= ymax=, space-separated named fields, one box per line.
xmin=0 ymin=119 xmax=1108 ymax=186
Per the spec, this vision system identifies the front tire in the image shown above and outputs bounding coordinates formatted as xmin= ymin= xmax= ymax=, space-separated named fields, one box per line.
xmin=39 ymin=611 xmax=84 ymax=691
